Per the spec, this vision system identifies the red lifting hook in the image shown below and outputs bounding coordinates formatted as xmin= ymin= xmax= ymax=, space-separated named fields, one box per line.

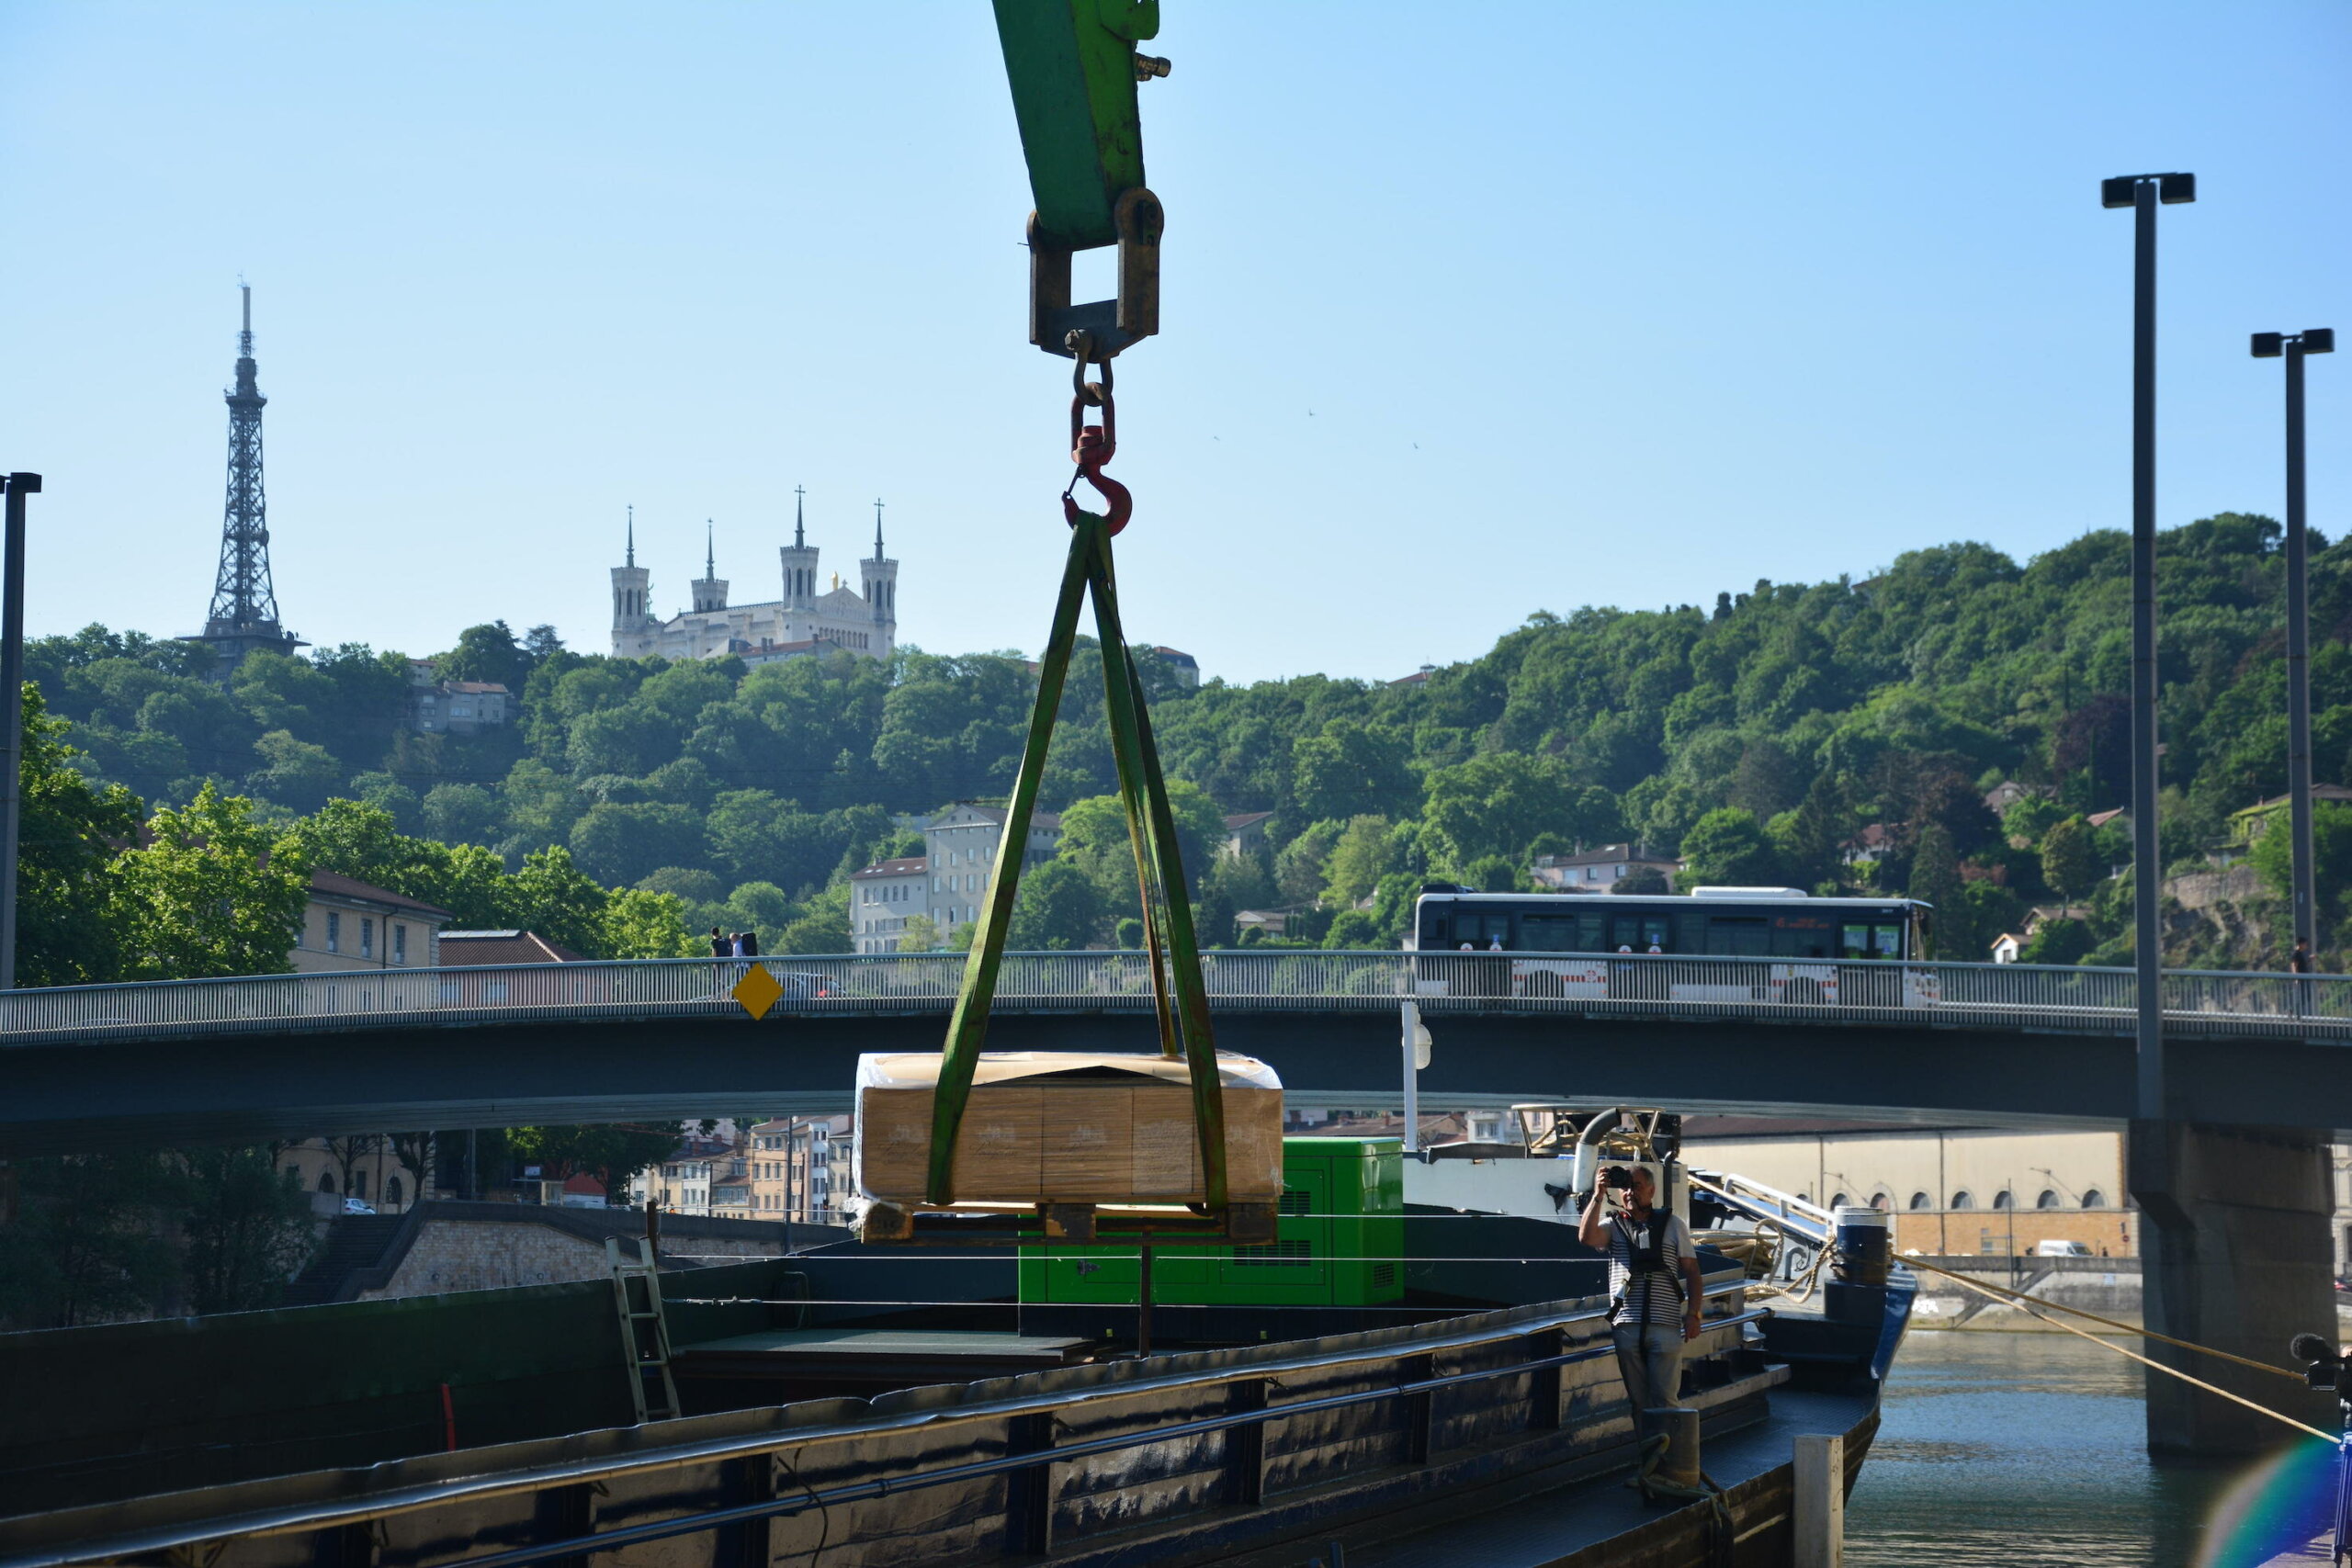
xmin=1063 ymin=423 xmax=1133 ymax=536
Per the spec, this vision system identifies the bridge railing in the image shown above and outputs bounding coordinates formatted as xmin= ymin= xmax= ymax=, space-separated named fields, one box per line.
xmin=1 ymin=951 xmax=2346 ymax=1044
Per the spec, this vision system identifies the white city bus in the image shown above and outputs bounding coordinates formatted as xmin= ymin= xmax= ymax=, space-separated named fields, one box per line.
xmin=1407 ymin=886 xmax=1937 ymax=1008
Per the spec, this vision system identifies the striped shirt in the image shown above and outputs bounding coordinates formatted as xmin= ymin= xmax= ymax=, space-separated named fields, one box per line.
xmin=1606 ymin=1209 xmax=1692 ymax=1328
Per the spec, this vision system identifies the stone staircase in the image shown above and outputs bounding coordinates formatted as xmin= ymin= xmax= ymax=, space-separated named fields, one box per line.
xmin=282 ymin=1215 xmax=407 ymax=1306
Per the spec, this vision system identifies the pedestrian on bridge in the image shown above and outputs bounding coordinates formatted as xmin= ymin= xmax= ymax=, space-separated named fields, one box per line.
xmin=1578 ymin=1165 xmax=1705 ymax=1416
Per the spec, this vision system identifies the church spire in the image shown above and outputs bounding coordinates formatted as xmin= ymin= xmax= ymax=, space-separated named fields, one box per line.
xmin=626 ymin=504 xmax=636 ymax=568
xmin=873 ymin=497 xmax=886 ymax=562
xmin=704 ymin=519 xmax=715 ymax=580
xmin=794 ymin=485 xmax=806 ymax=549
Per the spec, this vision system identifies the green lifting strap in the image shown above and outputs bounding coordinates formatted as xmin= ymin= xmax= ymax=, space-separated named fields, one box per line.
xmin=992 ymin=0 xmax=1160 ymax=250
xmin=925 ymin=513 xmax=1227 ymax=1211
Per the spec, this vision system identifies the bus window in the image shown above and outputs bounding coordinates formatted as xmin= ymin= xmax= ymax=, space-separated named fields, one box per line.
xmin=1674 ymin=913 xmax=1707 ymax=953
xmin=1610 ymin=915 xmax=1645 ymax=952
xmin=1840 ymin=923 xmax=1873 ymax=959
xmin=1770 ymin=917 xmax=1835 ymax=959
xmin=1521 ymin=914 xmax=1577 ymax=952
xmin=1873 ymin=924 xmax=1904 ymax=958
xmin=1706 ymin=917 xmax=1770 ymax=956
xmin=1454 ymin=913 xmax=1511 ymax=949
xmin=1577 ymin=913 xmax=1606 ymax=952
xmin=1641 ymin=916 xmax=1669 ymax=951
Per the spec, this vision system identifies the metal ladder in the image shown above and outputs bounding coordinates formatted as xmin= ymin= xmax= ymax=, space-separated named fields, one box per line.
xmin=605 ymin=1235 xmax=680 ymax=1424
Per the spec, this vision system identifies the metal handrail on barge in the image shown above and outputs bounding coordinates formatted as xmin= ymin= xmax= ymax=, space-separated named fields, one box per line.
xmin=0 ymin=1286 xmax=1767 ymax=1568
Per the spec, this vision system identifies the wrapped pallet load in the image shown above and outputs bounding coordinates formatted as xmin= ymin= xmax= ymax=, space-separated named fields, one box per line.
xmin=856 ymin=1051 xmax=1284 ymax=1222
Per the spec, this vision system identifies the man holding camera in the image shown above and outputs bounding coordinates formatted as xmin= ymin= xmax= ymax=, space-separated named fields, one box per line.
xmin=1577 ymin=1163 xmax=1706 ymax=1412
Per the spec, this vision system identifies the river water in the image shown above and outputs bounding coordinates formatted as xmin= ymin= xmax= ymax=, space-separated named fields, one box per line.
xmin=1846 ymin=1331 xmax=2337 ymax=1567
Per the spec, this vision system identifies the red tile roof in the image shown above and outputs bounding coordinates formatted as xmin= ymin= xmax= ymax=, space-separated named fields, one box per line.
xmin=310 ymin=870 xmax=454 ymax=921
xmin=437 ymin=930 xmax=587 ymax=964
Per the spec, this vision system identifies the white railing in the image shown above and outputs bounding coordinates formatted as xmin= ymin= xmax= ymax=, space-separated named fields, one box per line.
xmin=1 ymin=951 xmax=2347 ymax=1047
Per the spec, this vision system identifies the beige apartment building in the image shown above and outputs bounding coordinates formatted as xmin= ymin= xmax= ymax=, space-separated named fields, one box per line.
xmin=291 ymin=872 xmax=450 ymax=973
xmin=1679 ymin=1120 xmax=2134 ymax=1258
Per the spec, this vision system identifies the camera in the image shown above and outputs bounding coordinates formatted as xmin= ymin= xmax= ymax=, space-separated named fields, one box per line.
xmin=1602 ymin=1166 xmax=1635 ymax=1191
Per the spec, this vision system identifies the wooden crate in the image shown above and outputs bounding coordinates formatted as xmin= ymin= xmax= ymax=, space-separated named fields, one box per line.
xmin=855 ymin=1051 xmax=1283 ymax=1207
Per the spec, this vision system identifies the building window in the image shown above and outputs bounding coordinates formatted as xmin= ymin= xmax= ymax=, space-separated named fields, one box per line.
xmin=2035 ymin=1190 xmax=2061 ymax=1210
xmin=393 ymin=925 xmax=407 ymax=964
xmin=361 ymin=919 xmax=375 ymax=957
xmin=319 ymin=1170 xmax=337 ymax=1193
xmin=1992 ymin=1190 xmax=2014 ymax=1210
xmin=1908 ymin=1191 xmax=1932 ymax=1210
xmin=385 ymin=1176 xmax=404 ymax=1208
xmin=2080 ymin=1189 xmax=2105 ymax=1209
xmin=1829 ymin=1192 xmax=1849 ymax=1209
xmin=485 ymin=977 xmax=508 ymax=1002
xmin=326 ymin=911 xmax=341 ymax=953
xmin=1950 ymin=1190 xmax=1974 ymax=1210
xmin=352 ymin=1169 xmax=369 ymax=1200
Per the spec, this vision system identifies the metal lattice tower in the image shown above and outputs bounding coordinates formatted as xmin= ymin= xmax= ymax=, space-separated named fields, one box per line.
xmin=196 ymin=285 xmax=300 ymax=670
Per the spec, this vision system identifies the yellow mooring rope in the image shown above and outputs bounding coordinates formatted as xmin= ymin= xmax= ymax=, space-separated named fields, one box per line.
xmin=1904 ymin=1254 xmax=2334 ymax=1442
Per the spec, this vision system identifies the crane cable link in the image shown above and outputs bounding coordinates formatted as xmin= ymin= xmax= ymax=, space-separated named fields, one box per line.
xmin=1061 ymin=331 xmax=1131 ymax=534
xmin=1683 ymin=1177 xmax=2330 ymax=1442
xmin=1910 ymin=1256 xmax=2334 ymax=1443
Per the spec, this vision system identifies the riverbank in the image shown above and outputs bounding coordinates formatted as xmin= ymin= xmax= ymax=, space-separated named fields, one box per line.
xmin=1847 ymin=1330 xmax=2333 ymax=1565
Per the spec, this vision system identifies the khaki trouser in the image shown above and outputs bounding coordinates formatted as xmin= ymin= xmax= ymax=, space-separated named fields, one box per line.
xmin=1611 ymin=1322 xmax=1684 ymax=1412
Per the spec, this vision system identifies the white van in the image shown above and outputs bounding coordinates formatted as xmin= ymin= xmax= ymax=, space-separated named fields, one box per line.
xmin=2033 ymin=1239 xmax=2092 ymax=1258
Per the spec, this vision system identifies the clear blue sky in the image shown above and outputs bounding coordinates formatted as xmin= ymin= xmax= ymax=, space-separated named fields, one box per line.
xmin=3 ymin=3 xmax=2345 ymax=684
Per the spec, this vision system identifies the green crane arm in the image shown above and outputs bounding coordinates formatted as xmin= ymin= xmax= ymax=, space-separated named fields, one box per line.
xmin=992 ymin=0 xmax=1161 ymax=251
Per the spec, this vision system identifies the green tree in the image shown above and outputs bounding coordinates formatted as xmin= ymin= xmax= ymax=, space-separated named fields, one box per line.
xmin=1421 ymin=752 xmax=1587 ymax=867
xmin=12 ymin=686 xmax=141 ymax=987
xmin=1908 ymin=823 xmax=1965 ymax=949
xmin=437 ymin=620 xmax=534 ymax=690
xmin=422 ymin=783 xmax=502 ymax=846
xmin=776 ymin=884 xmax=853 ymax=955
xmin=108 ymin=785 xmax=310 ymax=978
xmin=1673 ymin=808 xmax=1783 ymax=891
xmin=1321 ymin=815 xmax=1398 ymax=908
xmin=1293 ymin=720 xmax=1419 ymax=824
xmin=0 ymin=1152 xmax=178 ymax=1328
xmin=1008 ymin=859 xmax=1106 ymax=950
xmin=899 ymin=911 xmax=942 ymax=951
xmin=179 ymin=1147 xmax=315 ymax=1314
xmin=1273 ymin=819 xmax=1345 ymax=907
xmin=2040 ymin=816 xmax=2101 ymax=901
xmin=246 ymin=729 xmax=341 ymax=813
xmin=601 ymin=887 xmax=697 ymax=958
xmin=2252 ymin=803 xmax=2352 ymax=919
xmin=507 ymin=1124 xmax=677 ymax=1202
xmin=2018 ymin=918 xmax=2094 ymax=965
xmin=1324 ymin=908 xmax=1383 ymax=948
xmin=506 ymin=847 xmax=616 ymax=956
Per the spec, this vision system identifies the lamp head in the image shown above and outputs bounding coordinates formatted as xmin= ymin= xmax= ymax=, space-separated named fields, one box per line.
xmin=2100 ymin=176 xmax=2138 ymax=209
xmin=2253 ymin=333 xmax=2286 ymax=359
xmin=2158 ymin=173 xmax=2196 ymax=205
xmin=2305 ymin=329 xmax=2335 ymax=356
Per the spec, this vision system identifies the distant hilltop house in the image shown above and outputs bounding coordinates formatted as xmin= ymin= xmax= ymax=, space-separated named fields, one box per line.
xmin=1529 ymin=843 xmax=1679 ymax=892
xmin=2229 ymin=784 xmax=2352 ymax=846
xmin=1151 ymin=648 xmax=1201 ymax=688
xmin=407 ymin=661 xmax=512 ymax=735
xmin=1224 ymin=811 xmax=1275 ymax=859
xmin=609 ymin=495 xmax=898 ymax=664
xmin=1841 ymin=823 xmax=1901 ymax=867
xmin=850 ymin=803 xmax=1065 ymax=953
xmin=1389 ymin=665 xmax=1437 ymax=688
xmin=1982 ymin=779 xmax=2051 ymax=814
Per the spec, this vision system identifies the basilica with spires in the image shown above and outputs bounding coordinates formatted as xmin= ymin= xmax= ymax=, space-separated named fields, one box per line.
xmin=609 ymin=490 xmax=899 ymax=665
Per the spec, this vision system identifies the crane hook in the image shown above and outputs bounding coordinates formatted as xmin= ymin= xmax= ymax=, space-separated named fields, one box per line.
xmin=1063 ymin=423 xmax=1132 ymax=535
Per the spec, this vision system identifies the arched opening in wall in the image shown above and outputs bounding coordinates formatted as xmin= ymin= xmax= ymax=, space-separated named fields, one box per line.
xmin=2036 ymin=1190 xmax=2061 ymax=1210
xmin=1870 ymin=1192 xmax=1890 ymax=1211
xmin=1950 ymin=1190 xmax=1974 ymax=1210
xmin=1908 ymin=1192 xmax=1933 ymax=1210
xmin=385 ymin=1176 xmax=404 ymax=1209
xmin=2080 ymin=1190 xmax=2105 ymax=1209
xmin=1992 ymin=1190 xmax=2013 ymax=1210
xmin=318 ymin=1170 xmax=337 ymax=1193
xmin=1829 ymin=1193 xmax=1849 ymax=1209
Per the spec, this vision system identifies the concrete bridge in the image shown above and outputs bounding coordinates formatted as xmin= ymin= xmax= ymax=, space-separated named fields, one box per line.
xmin=3 ymin=950 xmax=2347 ymax=1153
xmin=5 ymin=947 xmax=2341 ymax=1459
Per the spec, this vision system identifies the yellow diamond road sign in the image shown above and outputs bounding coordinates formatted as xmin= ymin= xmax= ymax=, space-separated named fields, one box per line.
xmin=731 ymin=964 xmax=784 ymax=1021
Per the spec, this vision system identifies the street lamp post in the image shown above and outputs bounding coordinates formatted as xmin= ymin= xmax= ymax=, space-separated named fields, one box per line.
xmin=2102 ymin=172 xmax=2195 ymax=1119
xmin=0 ymin=473 xmax=41 ymax=993
xmin=2253 ymin=329 xmax=2336 ymax=974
